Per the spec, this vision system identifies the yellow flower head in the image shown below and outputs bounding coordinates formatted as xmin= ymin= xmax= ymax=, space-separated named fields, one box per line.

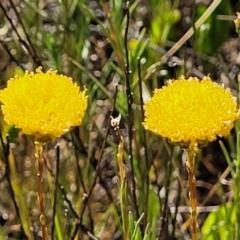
xmin=0 ymin=67 xmax=88 ymax=140
xmin=143 ymin=76 xmax=238 ymax=146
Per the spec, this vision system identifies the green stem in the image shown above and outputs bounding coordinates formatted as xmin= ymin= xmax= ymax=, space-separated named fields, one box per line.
xmin=186 ymin=143 xmax=198 ymax=240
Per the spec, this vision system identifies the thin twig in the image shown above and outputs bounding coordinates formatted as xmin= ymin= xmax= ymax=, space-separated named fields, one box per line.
xmin=124 ymin=1 xmax=139 ymax=220
xmin=8 ymin=0 xmax=42 ymax=66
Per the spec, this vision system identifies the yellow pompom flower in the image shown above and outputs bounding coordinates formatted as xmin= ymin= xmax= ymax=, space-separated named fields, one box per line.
xmin=143 ymin=76 xmax=238 ymax=146
xmin=0 ymin=67 xmax=88 ymax=141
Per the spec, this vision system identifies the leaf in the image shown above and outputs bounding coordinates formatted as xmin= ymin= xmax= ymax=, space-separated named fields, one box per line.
xmin=201 ymin=203 xmax=236 ymax=240
xmin=7 ymin=125 xmax=20 ymax=142
xmin=194 ymin=0 xmax=232 ymax=54
xmin=0 ymin=225 xmax=7 ymax=240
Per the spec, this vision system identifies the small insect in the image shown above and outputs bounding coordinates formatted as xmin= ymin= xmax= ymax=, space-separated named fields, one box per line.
xmin=110 ymin=114 xmax=121 ymax=130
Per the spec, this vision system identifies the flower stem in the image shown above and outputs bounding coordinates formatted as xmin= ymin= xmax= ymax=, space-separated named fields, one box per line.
xmin=186 ymin=144 xmax=198 ymax=240
xmin=116 ymin=130 xmax=129 ymax=240
xmin=35 ymin=141 xmax=47 ymax=240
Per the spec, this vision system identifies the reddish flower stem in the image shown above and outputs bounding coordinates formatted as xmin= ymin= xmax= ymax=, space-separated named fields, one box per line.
xmin=35 ymin=141 xmax=47 ymax=240
xmin=186 ymin=145 xmax=198 ymax=240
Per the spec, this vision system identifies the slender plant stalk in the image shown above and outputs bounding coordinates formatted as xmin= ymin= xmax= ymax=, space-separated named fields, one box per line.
xmin=110 ymin=98 xmax=128 ymax=239
xmin=186 ymin=144 xmax=198 ymax=240
xmin=35 ymin=141 xmax=47 ymax=240
xmin=116 ymin=128 xmax=128 ymax=240
xmin=51 ymin=144 xmax=60 ymax=239
xmin=137 ymin=58 xmax=150 ymax=230
xmin=124 ymin=1 xmax=139 ymax=221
